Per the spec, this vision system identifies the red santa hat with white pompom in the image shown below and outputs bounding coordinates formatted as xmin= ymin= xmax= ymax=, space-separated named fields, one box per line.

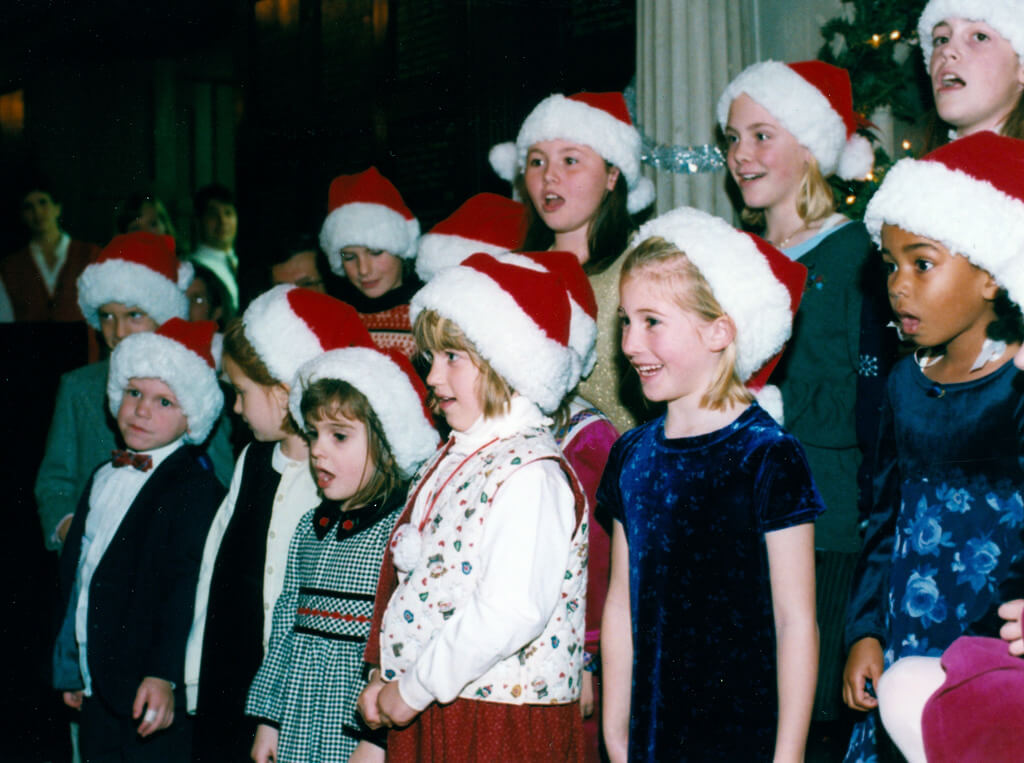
xmin=717 ymin=60 xmax=874 ymax=181
xmin=633 ymin=207 xmax=807 ymax=423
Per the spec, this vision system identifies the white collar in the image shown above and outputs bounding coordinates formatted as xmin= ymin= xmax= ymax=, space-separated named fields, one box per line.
xmin=451 ymin=395 xmax=551 ymax=451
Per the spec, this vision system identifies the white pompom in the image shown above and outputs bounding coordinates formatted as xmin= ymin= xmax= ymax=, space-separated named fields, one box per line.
xmin=627 ymin=175 xmax=656 ymax=214
xmin=178 ymin=260 xmax=195 ymax=289
xmin=390 ymin=522 xmax=422 ymax=573
xmin=488 ymin=142 xmax=518 ymax=182
xmin=755 ymin=384 xmax=784 ymax=424
xmin=837 ymin=134 xmax=874 ymax=181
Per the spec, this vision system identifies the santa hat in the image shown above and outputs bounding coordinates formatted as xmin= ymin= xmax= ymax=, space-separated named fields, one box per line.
xmin=415 ymin=193 xmax=527 ymax=282
xmin=864 ymin=131 xmax=1024 ymax=308
xmin=633 ymin=207 xmax=807 ymax=422
xmin=241 ymin=284 xmax=375 ymax=385
xmin=499 ymin=250 xmax=598 ymax=387
xmin=77 ymin=232 xmax=192 ymax=329
xmin=716 ymin=60 xmax=874 ymax=181
xmin=289 ymin=347 xmax=439 ymax=478
xmin=107 ymin=318 xmax=223 ymax=444
xmin=319 ymin=167 xmax=420 ymax=275
xmin=410 ymin=251 xmax=575 ymax=413
xmin=488 ymin=92 xmax=656 ymax=214
xmin=918 ymin=0 xmax=1024 ymax=66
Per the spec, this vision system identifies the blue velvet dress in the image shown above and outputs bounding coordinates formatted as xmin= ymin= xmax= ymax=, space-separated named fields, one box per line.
xmin=598 ymin=403 xmax=824 ymax=761
xmin=844 ymin=357 xmax=1024 ymax=762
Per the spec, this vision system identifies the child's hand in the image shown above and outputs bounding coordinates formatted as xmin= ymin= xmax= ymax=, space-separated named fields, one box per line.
xmin=999 ymin=599 xmax=1024 ymax=656
xmin=251 ymin=723 xmax=279 ymax=763
xmin=843 ymin=637 xmax=884 ymax=711
xmin=377 ymin=681 xmax=419 ymax=728
xmin=349 ymin=740 xmax=386 ymax=763
xmin=62 ymin=690 xmax=83 ymax=710
xmin=358 ymin=670 xmax=387 ymax=729
xmin=132 ymin=676 xmax=174 ymax=737
xmin=580 ymin=671 xmax=595 ymax=718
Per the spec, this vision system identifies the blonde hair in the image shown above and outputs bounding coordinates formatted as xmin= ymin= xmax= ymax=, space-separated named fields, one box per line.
xmin=741 ymin=155 xmax=836 ymax=230
xmin=413 ymin=310 xmax=514 ymax=419
xmin=620 ymin=236 xmax=753 ymax=412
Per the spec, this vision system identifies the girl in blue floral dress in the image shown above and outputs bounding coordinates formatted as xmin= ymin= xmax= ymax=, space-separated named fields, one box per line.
xmin=843 ymin=132 xmax=1024 ymax=762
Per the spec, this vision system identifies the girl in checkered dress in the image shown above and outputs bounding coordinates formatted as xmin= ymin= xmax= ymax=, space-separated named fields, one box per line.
xmin=246 ymin=345 xmax=439 ymax=763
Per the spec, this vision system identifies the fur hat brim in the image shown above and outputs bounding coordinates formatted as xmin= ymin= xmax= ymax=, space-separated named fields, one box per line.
xmin=78 ymin=259 xmax=191 ymax=329
xmin=289 ymin=347 xmax=439 ymax=477
xmin=320 ymin=202 xmax=421 ymax=275
xmin=410 ymin=266 xmax=574 ymax=413
xmin=864 ymin=155 xmax=1024 ymax=306
xmin=107 ymin=332 xmax=223 ymax=444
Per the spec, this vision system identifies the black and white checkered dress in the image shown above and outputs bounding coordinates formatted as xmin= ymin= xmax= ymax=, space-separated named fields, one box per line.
xmin=246 ymin=496 xmax=402 ymax=762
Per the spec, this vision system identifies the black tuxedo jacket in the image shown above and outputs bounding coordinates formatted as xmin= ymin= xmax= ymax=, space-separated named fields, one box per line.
xmin=57 ymin=446 xmax=225 ymax=716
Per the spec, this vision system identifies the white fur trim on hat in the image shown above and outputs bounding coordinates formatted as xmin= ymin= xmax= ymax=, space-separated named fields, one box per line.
xmin=864 ymin=156 xmax=1024 ymax=305
xmin=289 ymin=347 xmax=440 ymax=478
xmin=499 ymin=251 xmax=597 ymax=388
xmin=410 ymin=266 xmax=574 ymax=413
xmin=635 ymin=207 xmax=793 ymax=381
xmin=496 ymin=93 xmax=655 ymax=214
xmin=319 ymin=202 xmax=421 ymax=274
xmin=918 ymin=0 xmax=1024 ymax=66
xmin=242 ymin=285 xmax=326 ymax=385
xmin=107 ymin=332 xmax=224 ymax=444
xmin=415 ymin=233 xmax=510 ymax=283
xmin=717 ymin=61 xmax=849 ymax=178
xmin=77 ymin=259 xmax=191 ymax=330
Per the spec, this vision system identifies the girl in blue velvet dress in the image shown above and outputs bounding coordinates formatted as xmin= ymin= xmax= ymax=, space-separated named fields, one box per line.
xmin=599 ymin=207 xmax=823 ymax=762
xmin=843 ymin=132 xmax=1024 ymax=762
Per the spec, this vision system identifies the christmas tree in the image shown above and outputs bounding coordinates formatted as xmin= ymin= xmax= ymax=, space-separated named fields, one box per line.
xmin=817 ymin=0 xmax=930 ymax=217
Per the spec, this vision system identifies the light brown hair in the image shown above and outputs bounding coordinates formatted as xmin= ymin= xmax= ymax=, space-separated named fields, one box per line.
xmin=222 ymin=318 xmax=298 ymax=435
xmin=413 ymin=310 xmax=514 ymax=419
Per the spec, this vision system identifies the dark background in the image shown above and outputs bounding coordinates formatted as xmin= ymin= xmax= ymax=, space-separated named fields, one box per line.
xmin=0 ymin=3 xmax=636 ymax=760
xmin=0 ymin=0 xmax=637 ymax=275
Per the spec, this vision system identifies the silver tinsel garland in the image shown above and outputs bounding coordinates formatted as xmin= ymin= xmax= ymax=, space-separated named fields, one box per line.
xmin=624 ymin=81 xmax=726 ymax=175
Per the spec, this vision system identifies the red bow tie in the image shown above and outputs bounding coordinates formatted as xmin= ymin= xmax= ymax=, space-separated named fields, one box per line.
xmin=111 ymin=449 xmax=153 ymax=472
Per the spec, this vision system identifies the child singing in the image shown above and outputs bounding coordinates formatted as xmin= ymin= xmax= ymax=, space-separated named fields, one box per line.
xmin=359 ymin=251 xmax=590 ymax=760
xmin=186 ymin=285 xmax=373 ymax=761
xmin=599 ymin=207 xmax=821 ymax=762
xmin=246 ymin=339 xmax=439 ymax=763
xmin=917 ymin=0 xmax=1024 ymax=142
xmin=843 ymin=132 xmax=1024 ymax=761
xmin=52 ymin=318 xmax=226 ymax=761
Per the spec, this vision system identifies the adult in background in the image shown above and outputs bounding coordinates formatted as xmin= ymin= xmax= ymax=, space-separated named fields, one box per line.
xmin=0 ymin=180 xmax=99 ymax=322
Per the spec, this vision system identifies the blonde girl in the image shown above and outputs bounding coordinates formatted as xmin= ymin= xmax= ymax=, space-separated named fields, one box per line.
xmin=358 ymin=252 xmax=589 ymax=760
xmin=719 ymin=60 xmax=886 ymax=723
xmin=600 ymin=207 xmax=821 ymax=762
xmin=185 ymin=285 xmax=370 ymax=761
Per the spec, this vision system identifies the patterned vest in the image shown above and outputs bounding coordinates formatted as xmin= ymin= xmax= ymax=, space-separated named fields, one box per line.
xmin=380 ymin=427 xmax=588 ymax=705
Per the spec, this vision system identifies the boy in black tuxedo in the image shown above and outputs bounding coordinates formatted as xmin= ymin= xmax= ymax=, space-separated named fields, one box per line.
xmin=53 ymin=318 xmax=226 ymax=762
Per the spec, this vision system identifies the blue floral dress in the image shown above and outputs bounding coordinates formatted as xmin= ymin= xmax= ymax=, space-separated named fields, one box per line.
xmin=844 ymin=357 xmax=1024 ymax=761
